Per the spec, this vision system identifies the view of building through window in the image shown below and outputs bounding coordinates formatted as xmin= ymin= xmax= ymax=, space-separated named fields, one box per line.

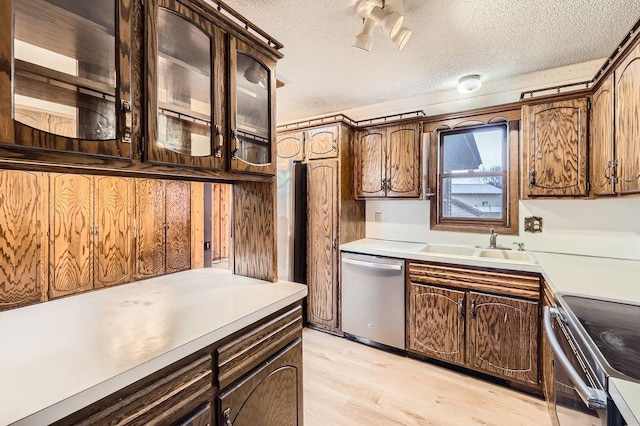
xmin=439 ymin=125 xmax=507 ymax=221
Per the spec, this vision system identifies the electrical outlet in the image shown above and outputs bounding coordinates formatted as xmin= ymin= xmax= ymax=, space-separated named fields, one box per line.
xmin=374 ymin=212 xmax=383 ymax=223
xmin=524 ymin=216 xmax=543 ymax=233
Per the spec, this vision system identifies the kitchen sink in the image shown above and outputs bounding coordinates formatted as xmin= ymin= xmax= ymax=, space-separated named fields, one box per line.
xmin=476 ymin=249 xmax=537 ymax=263
xmin=419 ymin=244 xmax=477 ymax=256
xmin=417 ymin=244 xmax=538 ymax=264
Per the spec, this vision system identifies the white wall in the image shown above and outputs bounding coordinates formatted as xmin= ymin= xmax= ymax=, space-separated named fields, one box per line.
xmin=366 ymin=198 xmax=640 ymax=260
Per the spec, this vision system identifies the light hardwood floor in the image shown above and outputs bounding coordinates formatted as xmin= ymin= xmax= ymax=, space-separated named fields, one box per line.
xmin=303 ymin=328 xmax=552 ymax=426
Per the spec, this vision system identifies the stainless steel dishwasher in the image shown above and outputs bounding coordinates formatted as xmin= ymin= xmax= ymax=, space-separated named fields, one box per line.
xmin=341 ymin=252 xmax=405 ymax=350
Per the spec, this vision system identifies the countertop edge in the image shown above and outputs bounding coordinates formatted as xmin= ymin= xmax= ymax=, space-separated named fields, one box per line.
xmin=610 ymin=378 xmax=640 ymax=426
xmin=11 ymin=287 xmax=307 ymax=426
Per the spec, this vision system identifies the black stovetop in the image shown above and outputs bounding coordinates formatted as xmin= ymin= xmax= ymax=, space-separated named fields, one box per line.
xmin=563 ymin=295 xmax=640 ymax=382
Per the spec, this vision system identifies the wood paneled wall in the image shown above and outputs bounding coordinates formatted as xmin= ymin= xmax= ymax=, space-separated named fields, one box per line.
xmin=233 ymin=180 xmax=277 ymax=282
xmin=212 ymin=183 xmax=231 ymax=261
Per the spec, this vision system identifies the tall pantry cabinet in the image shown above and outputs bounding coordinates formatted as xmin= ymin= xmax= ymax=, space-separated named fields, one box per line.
xmin=277 ymin=121 xmax=365 ymax=333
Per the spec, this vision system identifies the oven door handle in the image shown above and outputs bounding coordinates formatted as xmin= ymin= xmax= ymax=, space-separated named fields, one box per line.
xmin=342 ymin=258 xmax=403 ymax=271
xmin=543 ymin=306 xmax=608 ymax=410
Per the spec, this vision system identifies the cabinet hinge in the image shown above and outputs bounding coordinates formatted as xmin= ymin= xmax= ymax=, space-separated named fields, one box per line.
xmin=140 ymin=136 xmax=145 ymax=156
xmin=587 ymin=99 xmax=592 ymax=110
xmin=586 ymin=182 xmax=591 ymax=192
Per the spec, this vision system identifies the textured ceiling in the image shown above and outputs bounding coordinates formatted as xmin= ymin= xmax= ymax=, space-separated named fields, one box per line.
xmin=221 ymin=0 xmax=640 ymax=123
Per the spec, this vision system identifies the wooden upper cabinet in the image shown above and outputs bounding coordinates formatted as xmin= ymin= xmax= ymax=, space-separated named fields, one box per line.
xmin=165 ymin=181 xmax=191 ymax=273
xmin=408 ymin=282 xmax=465 ymax=365
xmin=386 ymin=123 xmax=421 ymax=198
xmin=466 ymin=291 xmax=539 ymax=385
xmin=614 ymin=39 xmax=640 ymax=195
xmin=306 ymin=125 xmax=339 ymax=160
xmin=2 ymin=0 xmax=133 ymax=158
xmin=0 ymin=171 xmax=47 ymax=310
xmin=307 ymin=160 xmax=339 ymax=330
xmin=521 ymin=98 xmax=589 ymax=198
xmin=230 ymin=37 xmax=277 ymax=175
xmin=354 ymin=122 xmax=421 ymax=199
xmin=145 ymin=0 xmax=227 ymax=170
xmin=49 ymin=174 xmax=95 ymax=298
xmin=136 ymin=179 xmax=166 ymax=280
xmin=590 ymin=76 xmax=615 ymax=196
xmin=276 ymin=130 xmax=304 ymax=161
xmin=355 ymin=129 xmax=386 ymax=198
xmin=94 ymin=176 xmax=134 ymax=288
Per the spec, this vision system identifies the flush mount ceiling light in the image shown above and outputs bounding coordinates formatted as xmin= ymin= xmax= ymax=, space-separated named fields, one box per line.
xmin=353 ymin=0 xmax=412 ymax=52
xmin=457 ymin=74 xmax=482 ymax=93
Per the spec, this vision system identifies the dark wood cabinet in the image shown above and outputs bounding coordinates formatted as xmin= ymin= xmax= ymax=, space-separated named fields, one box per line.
xmin=276 ymin=130 xmax=305 ymax=161
xmin=306 ymin=125 xmax=339 ymax=160
xmin=355 ymin=122 xmax=421 ymax=199
xmin=49 ymin=174 xmax=134 ymax=298
xmin=276 ymin=121 xmax=365 ymax=333
xmin=307 ymin=160 xmax=339 ymax=330
xmin=613 ymin=39 xmax=640 ymax=195
xmin=0 ymin=170 xmax=48 ymax=310
xmin=521 ymin=97 xmax=589 ymax=198
xmin=1 ymin=0 xmax=133 ymax=159
xmin=230 ymin=37 xmax=277 ymax=175
xmin=218 ymin=338 xmax=303 ymax=426
xmin=590 ymin=75 xmax=615 ymax=196
xmin=408 ymin=262 xmax=541 ymax=387
xmin=135 ymin=179 xmax=191 ymax=279
xmin=466 ymin=291 xmax=539 ymax=384
xmin=408 ymin=283 xmax=465 ymax=365
xmin=145 ymin=0 xmax=227 ymax=170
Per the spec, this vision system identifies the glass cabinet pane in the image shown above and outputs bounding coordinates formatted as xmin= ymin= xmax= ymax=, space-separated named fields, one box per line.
xmin=13 ymin=0 xmax=117 ymax=140
xmin=235 ymin=53 xmax=270 ymax=165
xmin=157 ymin=8 xmax=212 ymax=157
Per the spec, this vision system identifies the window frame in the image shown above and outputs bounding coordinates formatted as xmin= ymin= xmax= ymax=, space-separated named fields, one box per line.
xmin=425 ymin=109 xmax=520 ymax=235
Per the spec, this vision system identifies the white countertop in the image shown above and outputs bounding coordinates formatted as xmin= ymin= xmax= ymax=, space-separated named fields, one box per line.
xmin=341 ymin=238 xmax=640 ymax=425
xmin=0 ymin=268 xmax=307 ymax=426
xmin=340 ymin=238 xmax=543 ymax=273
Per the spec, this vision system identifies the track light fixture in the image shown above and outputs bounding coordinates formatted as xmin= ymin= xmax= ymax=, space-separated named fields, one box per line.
xmin=353 ymin=0 xmax=412 ymax=51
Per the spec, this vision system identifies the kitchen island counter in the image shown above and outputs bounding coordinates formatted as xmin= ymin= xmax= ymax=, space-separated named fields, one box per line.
xmin=0 ymin=268 xmax=307 ymax=426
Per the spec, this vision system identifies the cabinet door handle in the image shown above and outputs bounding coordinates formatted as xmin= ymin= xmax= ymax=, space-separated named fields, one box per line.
xmin=528 ymin=171 xmax=536 ymax=188
xmin=604 ymin=161 xmax=612 ymax=184
xmin=458 ymin=297 xmax=465 ymax=318
xmin=612 ymin=158 xmax=619 ymax=183
xmin=470 ymin=299 xmax=476 ymax=318
xmin=121 ymin=100 xmax=132 ymax=143
xmin=231 ymin=129 xmax=239 ymax=159
xmin=223 ymin=408 xmax=233 ymax=426
xmin=332 ymin=236 xmax=338 ymax=252
xmin=214 ymin=125 xmax=223 ymax=158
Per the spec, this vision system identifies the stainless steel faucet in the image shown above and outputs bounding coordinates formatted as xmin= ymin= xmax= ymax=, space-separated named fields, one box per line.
xmin=489 ymin=228 xmax=497 ymax=249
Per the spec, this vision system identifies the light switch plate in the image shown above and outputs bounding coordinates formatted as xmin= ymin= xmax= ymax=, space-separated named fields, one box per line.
xmin=524 ymin=216 xmax=543 ymax=233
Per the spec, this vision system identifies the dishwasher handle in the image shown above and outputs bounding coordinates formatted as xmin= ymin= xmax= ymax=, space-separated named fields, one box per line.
xmin=342 ymin=257 xmax=403 ymax=271
xmin=543 ymin=306 xmax=608 ymax=410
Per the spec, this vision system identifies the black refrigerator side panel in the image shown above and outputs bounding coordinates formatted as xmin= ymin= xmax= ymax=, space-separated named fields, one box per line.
xmin=293 ymin=162 xmax=307 ymax=285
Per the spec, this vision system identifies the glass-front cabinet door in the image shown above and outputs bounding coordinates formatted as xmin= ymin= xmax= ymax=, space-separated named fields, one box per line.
xmin=145 ymin=0 xmax=226 ymax=170
xmin=230 ymin=37 xmax=276 ymax=174
xmin=2 ymin=0 xmax=132 ymax=158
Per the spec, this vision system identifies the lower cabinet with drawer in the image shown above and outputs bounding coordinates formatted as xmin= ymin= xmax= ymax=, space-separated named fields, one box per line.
xmin=407 ymin=262 xmax=541 ymax=388
xmin=53 ymin=303 xmax=303 ymax=426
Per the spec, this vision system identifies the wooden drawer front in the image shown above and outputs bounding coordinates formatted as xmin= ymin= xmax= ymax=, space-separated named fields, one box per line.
xmin=408 ymin=262 xmax=540 ymax=300
xmin=72 ymin=355 xmax=213 ymax=426
xmin=217 ymin=305 xmax=303 ymax=389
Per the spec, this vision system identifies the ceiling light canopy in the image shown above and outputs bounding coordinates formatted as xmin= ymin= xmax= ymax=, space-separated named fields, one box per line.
xmin=353 ymin=0 xmax=412 ymax=52
xmin=457 ymin=74 xmax=482 ymax=93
